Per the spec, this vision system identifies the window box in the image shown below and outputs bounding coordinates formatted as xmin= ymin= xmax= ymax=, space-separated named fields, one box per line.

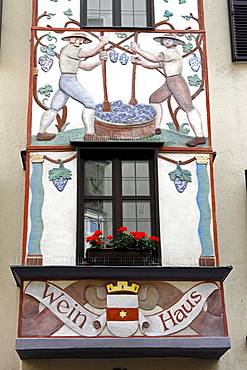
xmin=86 ymin=248 xmax=153 ymax=266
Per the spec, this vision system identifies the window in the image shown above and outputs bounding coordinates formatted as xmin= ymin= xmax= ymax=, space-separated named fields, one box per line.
xmin=228 ymin=0 xmax=247 ymax=61
xmin=80 ymin=0 xmax=154 ymax=29
xmin=75 ymin=143 xmax=161 ymax=263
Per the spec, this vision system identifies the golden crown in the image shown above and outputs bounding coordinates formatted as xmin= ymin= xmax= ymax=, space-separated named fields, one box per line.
xmin=106 ymin=281 xmax=139 ymax=294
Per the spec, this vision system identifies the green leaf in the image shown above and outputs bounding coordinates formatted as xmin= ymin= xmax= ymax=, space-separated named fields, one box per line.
xmin=182 ymin=42 xmax=193 ymax=53
xmin=163 ymin=10 xmax=173 ymax=21
xmin=64 ymin=8 xmax=73 ymax=17
xmin=187 ymin=74 xmax=202 ymax=86
xmin=38 ymin=85 xmax=53 ymax=97
xmin=48 ymin=160 xmax=72 ymax=181
xmin=168 ymin=163 xmax=192 ymax=182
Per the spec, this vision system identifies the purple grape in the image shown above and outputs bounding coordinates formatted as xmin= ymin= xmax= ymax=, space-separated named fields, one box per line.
xmin=38 ymin=55 xmax=54 ymax=72
xmin=119 ymin=52 xmax=129 ymax=65
xmin=109 ymin=49 xmax=119 ymax=63
xmin=188 ymin=55 xmax=201 ymax=72
xmin=52 ymin=177 xmax=68 ymax=191
xmin=174 ymin=177 xmax=187 ymax=193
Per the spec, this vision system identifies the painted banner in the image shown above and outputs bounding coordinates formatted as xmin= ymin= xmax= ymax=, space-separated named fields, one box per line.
xmin=140 ymin=282 xmax=218 ymax=336
xmin=25 ymin=281 xmax=104 ymax=336
xmin=24 ymin=281 xmax=219 ymax=337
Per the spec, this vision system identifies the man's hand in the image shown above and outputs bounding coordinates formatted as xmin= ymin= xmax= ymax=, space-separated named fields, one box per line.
xmin=131 ymin=55 xmax=141 ymax=65
xmin=99 ymin=51 xmax=108 ymax=62
xmin=99 ymin=35 xmax=109 ymax=46
xmin=131 ymin=41 xmax=140 ymax=53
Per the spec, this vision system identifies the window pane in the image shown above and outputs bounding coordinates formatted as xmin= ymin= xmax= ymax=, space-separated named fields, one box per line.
xmin=122 ymin=178 xmax=135 ymax=195
xmin=101 ymin=0 xmax=112 ymax=9
xmin=87 ymin=11 xmax=104 ymax=26
xmin=85 ymin=160 xmax=112 ymax=196
xmin=123 ymin=201 xmax=151 ymax=234
xmin=137 ymin=220 xmax=151 ymax=235
xmin=136 ymin=178 xmax=149 ymax=195
xmin=136 ymin=161 xmax=149 ymax=177
xmin=122 ymin=12 xmax=134 ymax=27
xmin=134 ymin=12 xmax=147 ymax=27
xmin=122 ymin=0 xmax=133 ymax=11
xmin=122 ymin=161 xmax=135 ymax=177
xmin=134 ymin=0 xmax=146 ymax=11
xmin=100 ymin=10 xmax=113 ymax=26
xmin=84 ymin=200 xmax=112 ymax=248
xmin=88 ymin=0 xmax=100 ymax=10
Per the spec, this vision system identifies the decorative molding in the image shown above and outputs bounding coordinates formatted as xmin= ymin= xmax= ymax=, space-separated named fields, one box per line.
xmin=195 ymin=155 xmax=209 ymax=164
xmin=30 ymin=154 xmax=44 ymax=163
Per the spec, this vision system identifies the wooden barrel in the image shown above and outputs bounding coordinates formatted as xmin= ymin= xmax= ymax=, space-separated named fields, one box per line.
xmin=94 ymin=117 xmax=156 ymax=140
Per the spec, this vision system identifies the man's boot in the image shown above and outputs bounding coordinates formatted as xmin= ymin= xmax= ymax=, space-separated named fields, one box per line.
xmin=186 ymin=108 xmax=206 ymax=147
xmin=36 ymin=109 xmax=57 ymax=141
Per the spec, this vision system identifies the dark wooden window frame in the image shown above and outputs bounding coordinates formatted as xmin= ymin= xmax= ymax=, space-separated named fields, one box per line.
xmin=80 ymin=0 xmax=155 ymax=29
xmin=228 ymin=0 xmax=247 ymax=61
xmin=74 ymin=142 xmax=162 ymax=264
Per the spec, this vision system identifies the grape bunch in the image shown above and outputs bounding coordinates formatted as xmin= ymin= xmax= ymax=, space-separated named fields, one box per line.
xmin=95 ymin=100 xmax=157 ymax=124
xmin=109 ymin=49 xmax=119 ymax=63
xmin=38 ymin=55 xmax=54 ymax=72
xmin=188 ymin=54 xmax=201 ymax=72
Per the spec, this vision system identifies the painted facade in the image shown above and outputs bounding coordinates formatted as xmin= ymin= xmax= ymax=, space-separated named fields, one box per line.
xmin=1 ymin=0 xmax=247 ymax=368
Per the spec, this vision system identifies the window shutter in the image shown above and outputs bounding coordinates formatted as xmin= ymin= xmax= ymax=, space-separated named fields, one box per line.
xmin=228 ymin=0 xmax=247 ymax=61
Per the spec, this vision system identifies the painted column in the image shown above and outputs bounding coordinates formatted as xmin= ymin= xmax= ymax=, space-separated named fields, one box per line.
xmin=195 ymin=156 xmax=215 ymax=266
xmin=26 ymin=154 xmax=45 ymax=265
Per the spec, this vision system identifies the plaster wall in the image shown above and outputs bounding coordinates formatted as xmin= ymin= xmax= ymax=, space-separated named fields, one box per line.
xmin=1 ymin=1 xmax=247 ymax=370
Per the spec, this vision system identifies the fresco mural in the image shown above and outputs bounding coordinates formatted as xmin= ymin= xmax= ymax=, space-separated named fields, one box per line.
xmin=29 ymin=0 xmax=210 ymax=147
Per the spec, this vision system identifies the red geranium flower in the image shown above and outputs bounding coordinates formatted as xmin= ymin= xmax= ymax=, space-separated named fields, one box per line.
xmin=106 ymin=235 xmax=113 ymax=239
xmin=117 ymin=226 xmax=128 ymax=232
xmin=94 ymin=230 xmax=103 ymax=237
xmin=139 ymin=232 xmax=147 ymax=238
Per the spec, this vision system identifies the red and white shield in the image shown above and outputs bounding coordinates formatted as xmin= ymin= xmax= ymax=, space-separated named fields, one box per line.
xmin=106 ymin=294 xmax=139 ymax=337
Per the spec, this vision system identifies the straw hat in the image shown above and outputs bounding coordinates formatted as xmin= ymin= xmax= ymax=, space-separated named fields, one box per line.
xmin=62 ymin=33 xmax=92 ymax=44
xmin=153 ymin=33 xmax=184 ymax=45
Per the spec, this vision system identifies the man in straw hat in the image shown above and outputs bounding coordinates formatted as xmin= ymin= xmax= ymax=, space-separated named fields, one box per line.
xmin=36 ymin=32 xmax=108 ymax=141
xmin=131 ymin=33 xmax=206 ymax=147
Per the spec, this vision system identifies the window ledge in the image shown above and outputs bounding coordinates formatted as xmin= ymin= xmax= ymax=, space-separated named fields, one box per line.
xmin=16 ymin=337 xmax=231 ymax=360
xmin=11 ymin=265 xmax=232 ymax=287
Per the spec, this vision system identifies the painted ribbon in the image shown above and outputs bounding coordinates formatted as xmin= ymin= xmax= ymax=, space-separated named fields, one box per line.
xmin=25 ymin=281 xmax=105 ymax=337
xmin=24 ymin=281 xmax=219 ymax=337
xmin=140 ymin=282 xmax=218 ymax=336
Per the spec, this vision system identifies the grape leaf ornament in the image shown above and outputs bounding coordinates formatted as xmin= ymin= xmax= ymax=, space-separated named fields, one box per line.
xmin=168 ymin=162 xmax=192 ymax=193
xmin=48 ymin=159 xmax=72 ymax=192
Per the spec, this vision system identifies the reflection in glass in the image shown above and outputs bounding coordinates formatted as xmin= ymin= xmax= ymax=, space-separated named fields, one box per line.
xmin=84 ymin=160 xmax=112 ymax=196
xmin=84 ymin=200 xmax=112 ymax=250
